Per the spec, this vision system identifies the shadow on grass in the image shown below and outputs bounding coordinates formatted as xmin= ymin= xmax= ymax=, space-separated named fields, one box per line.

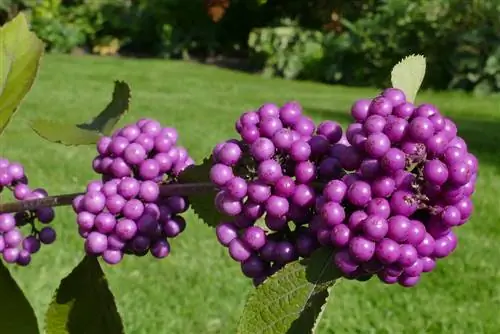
xmin=304 ymin=106 xmax=500 ymax=169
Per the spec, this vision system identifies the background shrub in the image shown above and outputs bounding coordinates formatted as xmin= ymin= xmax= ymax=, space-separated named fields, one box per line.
xmin=2 ymin=0 xmax=499 ymax=93
xmin=319 ymin=0 xmax=500 ymax=94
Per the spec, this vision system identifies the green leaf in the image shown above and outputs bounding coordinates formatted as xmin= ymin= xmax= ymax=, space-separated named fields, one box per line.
xmin=311 ymin=285 xmax=333 ymax=334
xmin=45 ymin=255 xmax=124 ymax=334
xmin=237 ymin=247 xmax=340 ymax=334
xmin=31 ymin=80 xmax=130 ymax=145
xmin=0 ymin=261 xmax=40 ymax=334
xmin=77 ymin=80 xmax=131 ymax=136
xmin=31 ymin=119 xmax=102 ymax=145
xmin=0 ymin=48 xmax=12 ymax=95
xmin=0 ymin=12 xmax=45 ymax=136
xmin=178 ymin=156 xmax=228 ymax=228
xmin=390 ymin=54 xmax=426 ymax=103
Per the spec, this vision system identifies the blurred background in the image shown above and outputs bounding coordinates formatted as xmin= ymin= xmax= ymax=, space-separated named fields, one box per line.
xmin=2 ymin=0 xmax=500 ymax=95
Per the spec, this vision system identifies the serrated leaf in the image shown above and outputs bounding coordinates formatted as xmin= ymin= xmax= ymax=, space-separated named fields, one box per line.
xmin=311 ymin=285 xmax=333 ymax=334
xmin=31 ymin=119 xmax=102 ymax=145
xmin=0 ymin=12 xmax=45 ymax=136
xmin=237 ymin=247 xmax=340 ymax=334
xmin=31 ymin=80 xmax=130 ymax=145
xmin=45 ymin=255 xmax=124 ymax=334
xmin=0 ymin=261 xmax=40 ymax=333
xmin=77 ymin=80 xmax=131 ymax=136
xmin=390 ymin=54 xmax=426 ymax=103
xmin=178 ymin=156 xmax=228 ymax=228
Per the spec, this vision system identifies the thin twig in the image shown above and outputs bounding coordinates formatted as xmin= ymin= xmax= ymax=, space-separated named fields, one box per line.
xmin=0 ymin=182 xmax=215 ymax=214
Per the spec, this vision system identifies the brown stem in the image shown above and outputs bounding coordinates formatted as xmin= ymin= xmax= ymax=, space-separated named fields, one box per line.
xmin=0 ymin=182 xmax=215 ymax=214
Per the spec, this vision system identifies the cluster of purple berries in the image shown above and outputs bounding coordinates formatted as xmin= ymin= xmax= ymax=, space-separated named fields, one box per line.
xmin=211 ymin=101 xmax=345 ymax=285
xmin=210 ymin=89 xmax=478 ymax=288
xmin=72 ymin=119 xmax=193 ymax=264
xmin=314 ymin=88 xmax=478 ymax=287
xmin=0 ymin=158 xmax=56 ymax=266
xmin=92 ymin=118 xmax=194 ymax=182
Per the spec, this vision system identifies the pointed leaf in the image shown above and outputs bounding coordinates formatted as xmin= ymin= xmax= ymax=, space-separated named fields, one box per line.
xmin=0 ymin=12 xmax=45 ymax=136
xmin=45 ymin=255 xmax=124 ymax=334
xmin=237 ymin=247 xmax=340 ymax=334
xmin=311 ymin=285 xmax=333 ymax=334
xmin=391 ymin=54 xmax=426 ymax=103
xmin=77 ymin=80 xmax=131 ymax=136
xmin=0 ymin=261 xmax=40 ymax=333
xmin=31 ymin=119 xmax=102 ymax=145
xmin=31 ymin=80 xmax=130 ymax=145
xmin=178 ymin=156 xmax=228 ymax=228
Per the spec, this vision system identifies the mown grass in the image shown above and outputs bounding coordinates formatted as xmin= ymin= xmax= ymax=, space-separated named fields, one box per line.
xmin=1 ymin=54 xmax=500 ymax=334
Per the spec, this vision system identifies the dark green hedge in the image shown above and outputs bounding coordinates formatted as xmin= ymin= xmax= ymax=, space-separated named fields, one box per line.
xmin=2 ymin=0 xmax=499 ymax=93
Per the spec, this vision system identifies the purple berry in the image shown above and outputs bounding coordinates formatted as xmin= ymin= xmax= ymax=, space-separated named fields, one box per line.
xmin=387 ymin=215 xmax=411 ymax=242
xmin=321 ymin=201 xmax=346 ymax=226
xmin=369 ymin=96 xmax=393 ymax=117
xmin=323 ymin=180 xmax=347 ymax=203
xmin=39 ymin=227 xmax=56 ymax=244
xmin=83 ymin=191 xmax=106 ymax=214
xmin=351 ymin=99 xmax=371 ymax=122
xmin=23 ymin=236 xmax=41 ymax=253
xmin=334 ymin=250 xmax=359 ymax=275
xmin=347 ymin=181 xmax=372 ymax=207
xmin=162 ymin=216 xmax=187 ymax=237
xmin=365 ymin=133 xmax=391 ymax=158
xmin=289 ymin=140 xmax=311 ymax=162
xmin=406 ymin=220 xmax=426 ymax=246
xmin=115 ymin=219 xmax=138 ymax=240
xmin=382 ymin=88 xmax=406 ymax=106
xmin=103 ymin=250 xmax=123 ymax=264
xmin=216 ymin=223 xmax=238 ymax=246
xmin=138 ymin=159 xmax=160 ymax=180
xmin=85 ymin=231 xmax=108 ymax=254
xmin=242 ymin=226 xmax=267 ymax=250
xmin=241 ymin=256 xmax=267 ymax=278
xmin=408 ymin=117 xmax=435 ymax=142
xmin=381 ymin=148 xmax=406 ymax=173
xmin=362 ymin=215 xmax=388 ymax=241
xmin=275 ymin=241 xmax=297 ymax=263
xmin=376 ymin=238 xmax=400 ymax=264
xmin=228 ymin=239 xmax=252 ymax=262
xmin=210 ymin=163 xmax=234 ymax=186
xmin=398 ymin=244 xmax=418 ymax=267
xmin=217 ymin=142 xmax=242 ymax=166
xmin=330 ymin=224 xmax=351 ymax=247
xmin=390 ymin=191 xmax=417 ymax=217
xmin=423 ymin=160 xmax=449 ymax=186
xmin=349 ymin=236 xmax=376 ymax=262
xmin=265 ymin=195 xmax=289 ymax=217
xmin=258 ymin=159 xmax=283 ymax=184
xmin=250 ymin=138 xmax=275 ymax=161
xmin=0 ymin=214 xmax=16 ymax=232
xmin=150 ymin=240 xmax=170 ymax=259
xmin=274 ymin=176 xmax=296 ymax=198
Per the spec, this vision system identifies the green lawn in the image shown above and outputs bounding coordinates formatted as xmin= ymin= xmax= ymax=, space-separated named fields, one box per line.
xmin=2 ymin=54 xmax=500 ymax=334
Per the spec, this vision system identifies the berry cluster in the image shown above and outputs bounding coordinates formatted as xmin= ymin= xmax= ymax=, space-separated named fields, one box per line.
xmin=72 ymin=119 xmax=193 ymax=264
xmin=211 ymin=89 xmax=478 ymax=288
xmin=92 ymin=118 xmax=194 ymax=182
xmin=0 ymin=158 xmax=56 ymax=266
xmin=211 ymin=102 xmax=344 ymax=285
xmin=315 ymin=88 xmax=478 ymax=287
